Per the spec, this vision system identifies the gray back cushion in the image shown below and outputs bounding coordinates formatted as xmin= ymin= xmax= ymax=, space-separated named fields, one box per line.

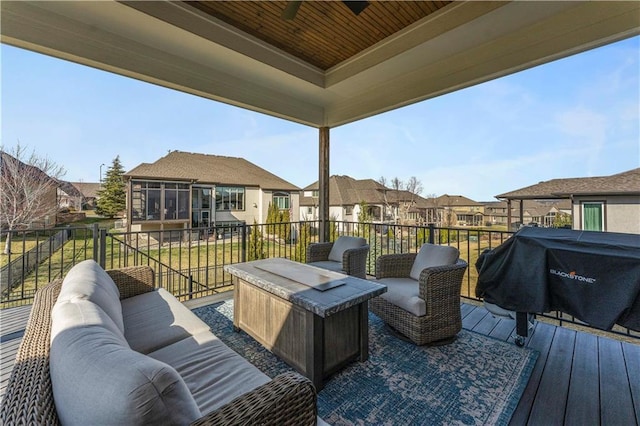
xmin=409 ymin=244 xmax=459 ymax=280
xmin=50 ymin=300 xmax=201 ymax=425
xmin=58 ymin=259 xmax=124 ymax=333
xmin=51 ymin=299 xmax=127 ymax=346
xmin=328 ymin=236 xmax=367 ymax=262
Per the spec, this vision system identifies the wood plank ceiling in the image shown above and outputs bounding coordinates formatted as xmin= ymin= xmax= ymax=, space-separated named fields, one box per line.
xmin=187 ymin=1 xmax=451 ymax=70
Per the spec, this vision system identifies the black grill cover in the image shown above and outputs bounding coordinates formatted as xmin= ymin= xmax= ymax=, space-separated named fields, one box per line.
xmin=476 ymin=227 xmax=640 ymax=332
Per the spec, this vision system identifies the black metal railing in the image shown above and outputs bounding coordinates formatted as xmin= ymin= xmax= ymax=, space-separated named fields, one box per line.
xmin=1 ymin=220 xmax=638 ymax=341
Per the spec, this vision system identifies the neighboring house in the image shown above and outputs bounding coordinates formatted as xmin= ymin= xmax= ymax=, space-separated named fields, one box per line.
xmin=299 ymin=175 xmax=435 ymax=225
xmin=300 ymin=176 xmax=385 ymax=222
xmin=57 ymin=181 xmax=84 ymax=211
xmin=434 ymin=195 xmax=485 ymax=227
xmin=71 ymin=182 xmax=102 ymax=210
xmin=497 ymin=168 xmax=640 ymax=234
xmin=123 ymin=151 xmax=300 ymax=235
xmin=0 ymin=151 xmax=58 ymax=229
xmin=483 ymin=200 xmax=572 ymax=228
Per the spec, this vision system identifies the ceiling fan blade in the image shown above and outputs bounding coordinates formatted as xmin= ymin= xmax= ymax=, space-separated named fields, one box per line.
xmin=342 ymin=1 xmax=369 ymax=16
xmin=282 ymin=1 xmax=302 ymax=20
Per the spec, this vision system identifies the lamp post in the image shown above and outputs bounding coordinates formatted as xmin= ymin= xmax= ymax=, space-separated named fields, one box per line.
xmin=99 ymin=163 xmax=105 ymax=184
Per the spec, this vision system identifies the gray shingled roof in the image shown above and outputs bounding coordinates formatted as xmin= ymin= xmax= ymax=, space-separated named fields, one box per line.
xmin=435 ymin=194 xmax=483 ymax=207
xmin=497 ymin=168 xmax=640 ymax=200
xmin=71 ymin=182 xmax=101 ymax=198
xmin=58 ymin=181 xmax=83 ymax=198
xmin=301 ymin=176 xmax=386 ymax=206
xmin=124 ymin=151 xmax=299 ymax=191
xmin=300 ymin=175 xmax=435 ymax=207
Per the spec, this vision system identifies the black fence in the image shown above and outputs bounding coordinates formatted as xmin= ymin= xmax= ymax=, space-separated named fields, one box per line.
xmin=1 ymin=221 xmax=637 ymax=341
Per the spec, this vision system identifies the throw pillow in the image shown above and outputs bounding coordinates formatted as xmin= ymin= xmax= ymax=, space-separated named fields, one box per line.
xmin=409 ymin=244 xmax=459 ymax=281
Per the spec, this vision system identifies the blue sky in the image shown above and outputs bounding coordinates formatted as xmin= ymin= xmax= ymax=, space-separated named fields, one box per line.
xmin=2 ymin=35 xmax=638 ymax=201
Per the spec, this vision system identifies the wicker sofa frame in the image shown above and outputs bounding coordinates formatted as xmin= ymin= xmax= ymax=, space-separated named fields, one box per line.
xmin=0 ymin=265 xmax=317 ymax=426
xmin=370 ymin=253 xmax=468 ymax=345
xmin=306 ymin=242 xmax=370 ymax=279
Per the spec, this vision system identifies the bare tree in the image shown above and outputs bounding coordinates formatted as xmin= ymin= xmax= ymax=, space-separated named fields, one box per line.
xmin=396 ymin=176 xmax=422 ymax=225
xmin=424 ymin=193 xmax=438 ymax=224
xmin=405 ymin=176 xmax=423 ymax=197
xmin=377 ymin=176 xmax=393 ymax=221
xmin=378 ymin=176 xmax=424 ymax=225
xmin=1 ymin=144 xmax=65 ymax=254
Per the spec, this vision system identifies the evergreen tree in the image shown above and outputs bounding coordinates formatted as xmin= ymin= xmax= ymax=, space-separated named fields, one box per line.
xmin=279 ymin=208 xmax=291 ymax=242
xmin=266 ymin=202 xmax=278 ymax=236
xmin=417 ymin=227 xmax=430 ymax=246
xmin=357 ymin=201 xmax=372 ymax=238
xmin=248 ymin=220 xmax=266 ymax=260
xmin=328 ymin=214 xmax=338 ymax=242
xmin=294 ymin=222 xmax=311 ymax=262
xmin=553 ymin=212 xmax=572 ymax=228
xmin=266 ymin=202 xmax=291 ymax=242
xmin=96 ymin=156 xmax=126 ymax=218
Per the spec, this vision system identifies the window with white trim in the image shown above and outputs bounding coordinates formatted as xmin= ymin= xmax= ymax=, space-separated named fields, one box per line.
xmin=582 ymin=202 xmax=604 ymax=231
xmin=216 ymin=187 xmax=245 ymax=211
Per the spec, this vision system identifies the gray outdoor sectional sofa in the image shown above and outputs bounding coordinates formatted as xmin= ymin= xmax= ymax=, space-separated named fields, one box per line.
xmin=0 ymin=260 xmax=319 ymax=425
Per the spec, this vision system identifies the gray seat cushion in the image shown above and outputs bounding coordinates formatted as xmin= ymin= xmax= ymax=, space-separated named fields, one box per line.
xmin=409 ymin=244 xmax=459 ymax=281
xmin=148 ymin=331 xmax=271 ymax=415
xmin=121 ymin=288 xmax=211 ymax=354
xmin=57 ymin=259 xmax=124 ymax=333
xmin=375 ymin=277 xmax=426 ymax=316
xmin=328 ymin=236 xmax=367 ymax=262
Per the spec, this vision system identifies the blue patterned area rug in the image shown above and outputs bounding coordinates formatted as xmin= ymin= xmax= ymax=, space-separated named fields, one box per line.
xmin=193 ymin=301 xmax=538 ymax=425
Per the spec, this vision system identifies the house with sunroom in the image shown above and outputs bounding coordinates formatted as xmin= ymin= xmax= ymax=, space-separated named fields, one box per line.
xmin=123 ymin=151 xmax=300 ymax=235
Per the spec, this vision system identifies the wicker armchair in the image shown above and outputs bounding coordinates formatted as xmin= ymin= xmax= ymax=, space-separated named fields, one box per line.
xmin=307 ymin=236 xmax=370 ymax=279
xmin=0 ymin=266 xmax=317 ymax=426
xmin=370 ymin=245 xmax=468 ymax=345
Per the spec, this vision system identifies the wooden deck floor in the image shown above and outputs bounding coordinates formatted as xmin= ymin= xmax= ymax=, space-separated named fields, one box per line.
xmin=1 ymin=302 xmax=638 ymax=424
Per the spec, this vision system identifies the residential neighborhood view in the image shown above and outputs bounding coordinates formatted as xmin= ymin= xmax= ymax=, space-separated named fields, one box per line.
xmin=1 ymin=4 xmax=639 ymax=425
xmin=2 ymin=149 xmax=639 ymax=236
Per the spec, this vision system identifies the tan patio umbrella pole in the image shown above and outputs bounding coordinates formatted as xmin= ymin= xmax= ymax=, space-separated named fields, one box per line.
xmin=319 ymin=127 xmax=330 ymax=242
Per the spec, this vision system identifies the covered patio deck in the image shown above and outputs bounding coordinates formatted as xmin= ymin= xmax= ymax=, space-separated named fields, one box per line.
xmin=2 ymin=298 xmax=638 ymax=424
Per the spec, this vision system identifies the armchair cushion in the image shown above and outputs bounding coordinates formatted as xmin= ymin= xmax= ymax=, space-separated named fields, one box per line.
xmin=328 ymin=236 xmax=367 ymax=262
xmin=375 ymin=277 xmax=425 ymax=316
xmin=409 ymin=244 xmax=459 ymax=281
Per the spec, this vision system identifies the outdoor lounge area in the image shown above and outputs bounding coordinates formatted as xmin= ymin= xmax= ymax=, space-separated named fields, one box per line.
xmin=1 ymin=1 xmax=639 ymax=424
xmin=1 ymin=291 xmax=639 ymax=424
xmin=1 ymin=258 xmax=639 ymax=425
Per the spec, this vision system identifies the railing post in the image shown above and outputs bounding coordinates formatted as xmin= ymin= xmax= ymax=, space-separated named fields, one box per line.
xmin=99 ymin=229 xmax=107 ymax=269
xmin=188 ymin=274 xmax=193 ymax=300
xmin=428 ymin=223 xmax=435 ymax=244
xmin=92 ymin=223 xmax=99 ymax=262
xmin=241 ymin=221 xmax=247 ymax=263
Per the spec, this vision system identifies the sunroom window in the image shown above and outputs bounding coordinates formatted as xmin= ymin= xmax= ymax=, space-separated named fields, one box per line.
xmin=131 ymin=181 xmax=189 ymax=221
